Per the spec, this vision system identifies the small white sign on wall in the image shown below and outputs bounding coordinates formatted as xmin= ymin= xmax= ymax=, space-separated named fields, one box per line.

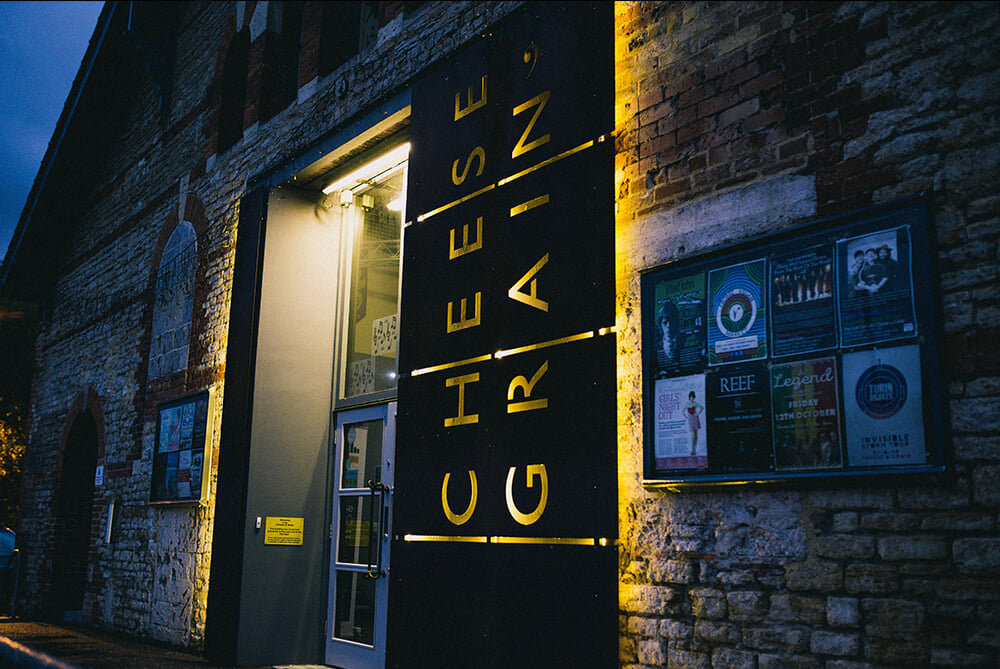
xmin=94 ymin=465 xmax=104 ymax=487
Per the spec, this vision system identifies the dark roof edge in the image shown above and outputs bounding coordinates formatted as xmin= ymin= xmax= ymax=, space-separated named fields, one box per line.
xmin=0 ymin=1 xmax=118 ymax=293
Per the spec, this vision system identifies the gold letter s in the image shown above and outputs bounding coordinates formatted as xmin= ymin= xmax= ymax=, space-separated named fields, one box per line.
xmin=452 ymin=147 xmax=486 ymax=185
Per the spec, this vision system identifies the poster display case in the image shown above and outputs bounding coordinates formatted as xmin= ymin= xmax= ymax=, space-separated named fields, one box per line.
xmin=642 ymin=197 xmax=948 ymax=486
xmin=151 ymin=390 xmax=215 ymax=504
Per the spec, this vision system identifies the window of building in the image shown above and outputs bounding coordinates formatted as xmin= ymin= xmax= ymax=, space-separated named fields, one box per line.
xmin=328 ymin=142 xmax=408 ymax=406
xmin=319 ymin=2 xmax=363 ymax=77
xmin=149 ymin=221 xmax=197 ymax=380
xmin=260 ymin=1 xmax=304 ymax=122
xmin=218 ymin=28 xmax=250 ymax=153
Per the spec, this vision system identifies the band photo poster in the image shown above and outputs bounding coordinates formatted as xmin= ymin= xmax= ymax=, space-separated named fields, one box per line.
xmin=642 ymin=199 xmax=944 ymax=483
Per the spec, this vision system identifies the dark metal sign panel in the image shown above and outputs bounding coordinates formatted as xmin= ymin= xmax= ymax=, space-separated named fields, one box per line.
xmin=390 ymin=3 xmax=615 ymax=666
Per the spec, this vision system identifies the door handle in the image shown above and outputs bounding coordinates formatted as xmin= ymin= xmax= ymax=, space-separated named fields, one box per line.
xmin=366 ymin=479 xmax=388 ymax=579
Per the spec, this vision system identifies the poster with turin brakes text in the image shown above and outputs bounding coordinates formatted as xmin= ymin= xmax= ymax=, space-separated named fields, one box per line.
xmin=843 ymin=345 xmax=925 ymax=467
xmin=708 ymin=260 xmax=767 ymax=365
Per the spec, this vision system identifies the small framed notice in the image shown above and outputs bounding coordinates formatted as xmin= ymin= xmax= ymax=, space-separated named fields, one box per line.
xmin=150 ymin=390 xmax=215 ymax=504
xmin=264 ymin=517 xmax=304 ymax=546
xmin=641 ymin=197 xmax=947 ymax=487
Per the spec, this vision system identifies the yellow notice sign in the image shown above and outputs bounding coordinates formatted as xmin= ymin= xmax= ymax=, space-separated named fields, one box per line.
xmin=264 ymin=517 xmax=304 ymax=546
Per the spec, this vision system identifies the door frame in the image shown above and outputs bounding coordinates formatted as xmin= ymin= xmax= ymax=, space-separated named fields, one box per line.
xmin=326 ymin=402 xmax=395 ymax=669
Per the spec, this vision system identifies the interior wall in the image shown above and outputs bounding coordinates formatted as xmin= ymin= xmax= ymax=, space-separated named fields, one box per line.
xmin=236 ymin=185 xmax=342 ymax=665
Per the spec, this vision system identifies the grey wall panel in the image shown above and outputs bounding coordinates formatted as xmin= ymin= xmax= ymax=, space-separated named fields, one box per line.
xmin=236 ymin=186 xmax=341 ymax=665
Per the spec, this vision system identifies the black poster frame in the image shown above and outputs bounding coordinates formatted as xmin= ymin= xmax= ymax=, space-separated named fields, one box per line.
xmin=150 ymin=389 xmax=214 ymax=504
xmin=641 ymin=196 xmax=949 ymax=487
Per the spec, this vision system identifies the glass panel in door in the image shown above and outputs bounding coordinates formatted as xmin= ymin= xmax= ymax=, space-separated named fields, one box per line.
xmin=327 ymin=403 xmax=394 ymax=669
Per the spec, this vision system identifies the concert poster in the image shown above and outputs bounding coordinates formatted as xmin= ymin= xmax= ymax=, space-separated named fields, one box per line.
xmin=652 ymin=374 xmax=708 ymax=471
xmin=771 ymin=356 xmax=842 ymax=470
xmin=705 ymin=362 xmax=771 ymax=471
xmin=842 ymin=345 xmax=926 ymax=467
xmin=837 ymin=226 xmax=917 ymax=346
xmin=770 ymin=246 xmax=837 ymax=357
xmin=708 ymin=260 xmax=767 ymax=365
xmin=652 ymin=273 xmax=706 ymax=376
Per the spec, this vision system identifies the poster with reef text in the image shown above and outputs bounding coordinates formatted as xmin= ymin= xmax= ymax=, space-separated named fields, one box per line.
xmin=843 ymin=345 xmax=925 ymax=467
xmin=706 ymin=362 xmax=771 ymax=471
xmin=653 ymin=374 xmax=708 ymax=470
xmin=708 ymin=260 xmax=767 ymax=365
xmin=838 ymin=226 xmax=916 ymax=346
xmin=771 ymin=356 xmax=842 ymax=470
xmin=652 ymin=273 xmax=706 ymax=376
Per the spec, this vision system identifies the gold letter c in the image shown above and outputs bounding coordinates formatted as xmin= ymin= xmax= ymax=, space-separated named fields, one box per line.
xmin=505 ymin=464 xmax=548 ymax=526
xmin=441 ymin=471 xmax=478 ymax=525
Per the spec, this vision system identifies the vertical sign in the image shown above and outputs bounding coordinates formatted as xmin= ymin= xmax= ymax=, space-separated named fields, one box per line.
xmin=389 ymin=4 xmax=616 ymax=667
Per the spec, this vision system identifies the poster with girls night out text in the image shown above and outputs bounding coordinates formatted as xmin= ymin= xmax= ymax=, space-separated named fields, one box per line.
xmin=708 ymin=260 xmax=767 ymax=365
xmin=652 ymin=374 xmax=707 ymax=471
xmin=837 ymin=226 xmax=916 ymax=346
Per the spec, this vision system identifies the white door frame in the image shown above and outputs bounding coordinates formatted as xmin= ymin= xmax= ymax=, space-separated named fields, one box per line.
xmin=326 ymin=402 xmax=395 ymax=669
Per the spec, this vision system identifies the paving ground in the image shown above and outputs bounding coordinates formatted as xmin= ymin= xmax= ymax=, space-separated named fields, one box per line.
xmin=0 ymin=617 xmax=260 ymax=669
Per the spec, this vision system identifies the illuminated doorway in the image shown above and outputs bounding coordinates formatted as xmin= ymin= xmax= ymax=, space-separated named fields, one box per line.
xmin=325 ymin=142 xmax=406 ymax=669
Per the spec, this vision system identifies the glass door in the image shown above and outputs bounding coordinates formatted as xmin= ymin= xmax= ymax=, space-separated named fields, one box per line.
xmin=327 ymin=403 xmax=394 ymax=669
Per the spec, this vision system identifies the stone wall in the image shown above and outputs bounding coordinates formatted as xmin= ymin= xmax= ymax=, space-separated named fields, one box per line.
xmin=615 ymin=2 xmax=999 ymax=667
xmin=18 ymin=0 xmax=520 ymax=649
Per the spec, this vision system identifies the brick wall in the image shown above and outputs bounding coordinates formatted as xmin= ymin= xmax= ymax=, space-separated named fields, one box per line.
xmin=615 ymin=2 xmax=1000 ymax=667
xmin=18 ymin=0 xmax=520 ymax=649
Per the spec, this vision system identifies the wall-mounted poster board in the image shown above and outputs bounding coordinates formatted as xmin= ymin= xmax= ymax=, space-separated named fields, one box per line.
xmin=642 ymin=197 xmax=948 ymax=487
xmin=151 ymin=390 xmax=215 ymax=504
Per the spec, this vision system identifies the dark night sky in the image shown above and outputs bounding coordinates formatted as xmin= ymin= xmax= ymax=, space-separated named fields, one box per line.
xmin=0 ymin=1 xmax=104 ymax=264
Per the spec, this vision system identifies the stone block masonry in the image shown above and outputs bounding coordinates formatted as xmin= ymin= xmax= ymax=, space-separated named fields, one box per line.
xmin=616 ymin=2 xmax=1000 ymax=667
xmin=15 ymin=0 xmax=521 ymax=650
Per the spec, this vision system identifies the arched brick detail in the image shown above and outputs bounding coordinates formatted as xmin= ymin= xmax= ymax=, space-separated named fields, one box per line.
xmin=142 ymin=193 xmax=210 ymax=393
xmin=48 ymin=387 xmax=105 ymax=621
xmin=204 ymin=14 xmax=247 ymax=158
xmin=57 ymin=388 xmax=106 ymax=472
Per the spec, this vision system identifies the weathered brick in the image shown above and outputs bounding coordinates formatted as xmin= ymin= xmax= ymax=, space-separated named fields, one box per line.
xmin=769 ymin=594 xmax=826 ymax=625
xmin=785 ymin=561 xmax=843 ymax=592
xmin=711 ymin=648 xmax=756 ymax=669
xmin=810 ymin=630 xmax=860 ymax=656
xmin=827 ymin=597 xmax=860 ymax=628
xmin=953 ymin=538 xmax=1000 ymax=574
xmin=878 ymin=536 xmax=949 ymax=561
xmin=667 ymin=648 xmax=711 ymax=669
xmin=690 ymin=587 xmax=727 ymax=619
xmin=621 ymin=584 xmax=684 ymax=615
xmin=637 ymin=637 xmax=667 ymax=665
xmin=813 ymin=535 xmax=876 ymax=560
xmin=694 ymin=619 xmax=740 ymax=644
xmin=727 ymin=590 xmax=769 ymax=622
xmin=845 ymin=563 xmax=900 ymax=595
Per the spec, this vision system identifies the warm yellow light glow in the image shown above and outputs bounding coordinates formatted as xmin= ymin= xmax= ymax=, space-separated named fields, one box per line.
xmin=403 ymin=534 xmax=488 ymax=543
xmin=322 ymin=142 xmax=410 ymax=194
xmin=491 ymin=537 xmax=595 ymax=545
xmin=410 ymin=353 xmax=493 ymax=377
